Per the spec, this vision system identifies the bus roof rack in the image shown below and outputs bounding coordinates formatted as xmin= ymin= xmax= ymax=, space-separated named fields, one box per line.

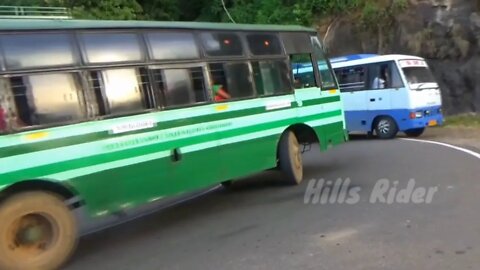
xmin=0 ymin=6 xmax=71 ymax=20
xmin=330 ymin=54 xmax=378 ymax=64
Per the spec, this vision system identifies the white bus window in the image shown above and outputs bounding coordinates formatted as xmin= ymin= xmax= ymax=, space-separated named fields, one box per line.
xmin=252 ymin=60 xmax=292 ymax=95
xmin=9 ymin=73 xmax=86 ymax=127
xmin=1 ymin=33 xmax=77 ymax=70
xmin=80 ymin=33 xmax=144 ymax=64
xmin=152 ymin=67 xmax=208 ymax=108
xmin=146 ymin=32 xmax=199 ymax=60
xmin=335 ymin=66 xmax=367 ymax=92
xmin=200 ymin=32 xmax=244 ymax=57
xmin=290 ymin=54 xmax=316 ymax=89
xmin=209 ymin=63 xmax=254 ymax=101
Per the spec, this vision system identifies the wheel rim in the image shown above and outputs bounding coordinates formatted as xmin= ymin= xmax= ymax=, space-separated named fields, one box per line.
xmin=377 ymin=119 xmax=390 ymax=134
xmin=5 ymin=213 xmax=58 ymax=260
xmin=289 ymin=134 xmax=302 ymax=177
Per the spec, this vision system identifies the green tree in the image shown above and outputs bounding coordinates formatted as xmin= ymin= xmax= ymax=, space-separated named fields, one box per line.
xmin=68 ymin=0 xmax=143 ymax=20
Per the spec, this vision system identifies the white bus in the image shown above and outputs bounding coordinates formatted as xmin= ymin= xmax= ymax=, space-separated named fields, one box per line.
xmin=329 ymin=54 xmax=444 ymax=139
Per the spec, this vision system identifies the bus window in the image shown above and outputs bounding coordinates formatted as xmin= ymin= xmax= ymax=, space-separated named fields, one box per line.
xmin=252 ymin=60 xmax=291 ymax=95
xmin=146 ymin=32 xmax=199 ymax=60
xmin=290 ymin=54 xmax=316 ymax=89
xmin=335 ymin=66 xmax=367 ymax=92
xmin=9 ymin=73 xmax=86 ymax=127
xmin=246 ymin=34 xmax=282 ymax=55
xmin=369 ymin=61 xmax=404 ymax=89
xmin=90 ymin=68 xmax=148 ymax=115
xmin=209 ymin=63 xmax=254 ymax=100
xmin=0 ymin=33 xmax=77 ymax=70
xmin=80 ymin=32 xmax=144 ymax=64
xmin=152 ymin=67 xmax=208 ymax=108
xmin=200 ymin=32 xmax=244 ymax=57
xmin=311 ymin=36 xmax=337 ymax=90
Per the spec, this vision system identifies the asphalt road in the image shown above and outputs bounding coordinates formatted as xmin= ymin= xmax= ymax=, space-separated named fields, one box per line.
xmin=65 ymin=138 xmax=480 ymax=270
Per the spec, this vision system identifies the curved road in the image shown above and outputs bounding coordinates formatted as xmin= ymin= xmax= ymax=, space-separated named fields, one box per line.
xmin=66 ymin=138 xmax=480 ymax=270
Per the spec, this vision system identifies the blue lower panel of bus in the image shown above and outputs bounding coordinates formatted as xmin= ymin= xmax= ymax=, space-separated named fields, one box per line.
xmin=345 ymin=105 xmax=444 ymax=133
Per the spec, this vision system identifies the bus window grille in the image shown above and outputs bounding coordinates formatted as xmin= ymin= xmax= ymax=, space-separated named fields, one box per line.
xmin=136 ymin=68 xmax=153 ymax=109
xmin=88 ymin=71 xmax=107 ymax=116
xmin=9 ymin=77 xmax=34 ymax=127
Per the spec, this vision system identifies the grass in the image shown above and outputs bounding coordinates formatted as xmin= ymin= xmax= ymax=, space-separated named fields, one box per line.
xmin=443 ymin=113 xmax=480 ymax=127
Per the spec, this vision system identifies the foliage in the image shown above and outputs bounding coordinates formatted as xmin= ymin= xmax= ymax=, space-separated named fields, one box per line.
xmin=444 ymin=114 xmax=480 ymax=127
xmin=3 ymin=0 xmax=407 ymax=27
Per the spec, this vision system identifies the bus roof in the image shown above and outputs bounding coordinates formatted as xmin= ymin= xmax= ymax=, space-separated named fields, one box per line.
xmin=331 ymin=54 xmax=425 ymax=68
xmin=0 ymin=19 xmax=316 ymax=32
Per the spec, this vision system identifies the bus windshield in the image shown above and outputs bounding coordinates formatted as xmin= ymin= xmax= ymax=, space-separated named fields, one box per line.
xmin=402 ymin=66 xmax=436 ymax=90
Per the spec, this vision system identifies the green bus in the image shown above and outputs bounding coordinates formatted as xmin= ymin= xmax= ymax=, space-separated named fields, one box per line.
xmin=0 ymin=18 xmax=346 ymax=269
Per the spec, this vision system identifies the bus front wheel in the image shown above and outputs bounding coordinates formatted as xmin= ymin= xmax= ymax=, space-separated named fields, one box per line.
xmin=374 ymin=117 xmax=398 ymax=139
xmin=278 ymin=131 xmax=303 ymax=185
xmin=0 ymin=191 xmax=77 ymax=270
xmin=405 ymin=128 xmax=425 ymax=137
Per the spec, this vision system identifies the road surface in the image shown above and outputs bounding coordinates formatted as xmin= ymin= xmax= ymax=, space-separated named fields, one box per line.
xmin=65 ymin=138 xmax=480 ymax=270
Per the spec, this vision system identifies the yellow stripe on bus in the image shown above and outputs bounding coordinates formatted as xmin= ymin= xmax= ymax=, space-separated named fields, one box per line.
xmin=215 ymin=104 xmax=229 ymax=111
xmin=24 ymin=131 xmax=49 ymax=141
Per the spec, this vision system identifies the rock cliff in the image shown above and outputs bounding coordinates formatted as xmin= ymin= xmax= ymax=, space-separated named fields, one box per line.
xmin=319 ymin=0 xmax=480 ymax=114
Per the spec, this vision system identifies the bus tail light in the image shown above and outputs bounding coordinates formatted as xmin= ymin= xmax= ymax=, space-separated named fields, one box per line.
xmin=0 ymin=107 xmax=7 ymax=132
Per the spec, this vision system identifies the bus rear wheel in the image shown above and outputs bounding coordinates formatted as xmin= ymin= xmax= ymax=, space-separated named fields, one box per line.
xmin=405 ymin=128 xmax=425 ymax=137
xmin=0 ymin=191 xmax=77 ymax=270
xmin=374 ymin=117 xmax=398 ymax=139
xmin=278 ymin=131 xmax=303 ymax=185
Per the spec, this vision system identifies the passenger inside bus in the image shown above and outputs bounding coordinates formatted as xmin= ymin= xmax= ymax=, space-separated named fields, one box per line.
xmin=371 ymin=65 xmax=389 ymax=89
xmin=212 ymin=83 xmax=231 ymax=101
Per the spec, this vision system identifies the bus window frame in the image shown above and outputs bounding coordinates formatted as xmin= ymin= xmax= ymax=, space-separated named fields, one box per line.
xmin=198 ymin=31 xmax=247 ymax=59
xmin=245 ymin=32 xmax=285 ymax=57
xmin=208 ymin=61 xmax=258 ymax=103
xmin=144 ymin=30 xmax=201 ymax=62
xmin=251 ymin=58 xmax=293 ymax=96
xmin=0 ymin=31 xmax=81 ymax=71
xmin=76 ymin=30 xmax=147 ymax=66
xmin=310 ymin=35 xmax=338 ymax=91
xmin=335 ymin=64 xmax=368 ymax=93
xmin=367 ymin=60 xmax=404 ymax=90
xmin=148 ymin=62 xmax=212 ymax=110
xmin=6 ymin=70 xmax=89 ymax=132
xmin=86 ymin=65 xmax=154 ymax=119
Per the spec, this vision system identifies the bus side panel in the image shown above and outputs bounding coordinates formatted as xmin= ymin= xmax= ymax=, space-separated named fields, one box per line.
xmin=217 ymin=134 xmax=278 ymax=181
xmin=313 ymin=121 xmax=346 ymax=151
xmin=343 ymin=111 xmax=370 ymax=132
xmin=340 ymin=91 xmax=369 ymax=132
xmin=66 ymin=145 xmax=222 ymax=216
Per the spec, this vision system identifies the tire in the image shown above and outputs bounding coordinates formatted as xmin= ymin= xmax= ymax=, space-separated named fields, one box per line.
xmin=278 ymin=131 xmax=303 ymax=185
xmin=404 ymin=128 xmax=425 ymax=137
xmin=374 ymin=117 xmax=399 ymax=139
xmin=0 ymin=191 xmax=77 ymax=270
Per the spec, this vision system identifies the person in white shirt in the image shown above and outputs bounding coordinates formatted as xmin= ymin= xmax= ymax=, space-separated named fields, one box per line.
xmin=371 ymin=65 xmax=389 ymax=89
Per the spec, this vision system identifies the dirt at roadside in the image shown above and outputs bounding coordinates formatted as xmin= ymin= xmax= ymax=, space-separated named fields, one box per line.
xmin=404 ymin=127 xmax=480 ymax=152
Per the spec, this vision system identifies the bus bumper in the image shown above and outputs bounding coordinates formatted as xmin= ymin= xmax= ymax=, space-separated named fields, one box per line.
xmin=400 ymin=106 xmax=444 ymax=130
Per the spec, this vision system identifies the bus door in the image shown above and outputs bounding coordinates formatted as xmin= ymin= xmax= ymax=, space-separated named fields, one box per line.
xmin=336 ymin=66 xmax=369 ymax=132
xmin=366 ymin=62 xmax=394 ymax=120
